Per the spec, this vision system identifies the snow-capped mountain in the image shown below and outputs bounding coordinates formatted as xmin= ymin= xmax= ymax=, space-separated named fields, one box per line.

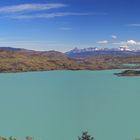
xmin=65 ymin=47 xmax=140 ymax=58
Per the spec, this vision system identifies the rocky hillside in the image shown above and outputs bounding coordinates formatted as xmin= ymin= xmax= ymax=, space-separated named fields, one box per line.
xmin=0 ymin=49 xmax=83 ymax=72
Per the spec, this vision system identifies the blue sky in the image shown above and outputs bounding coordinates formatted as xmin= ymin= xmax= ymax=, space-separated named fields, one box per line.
xmin=0 ymin=0 xmax=140 ymax=52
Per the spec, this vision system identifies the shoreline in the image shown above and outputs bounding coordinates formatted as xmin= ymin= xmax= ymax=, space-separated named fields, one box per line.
xmin=0 ymin=68 xmax=134 ymax=75
xmin=114 ymin=70 xmax=140 ymax=76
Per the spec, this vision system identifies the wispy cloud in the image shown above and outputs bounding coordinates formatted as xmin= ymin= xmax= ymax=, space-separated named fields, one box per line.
xmin=0 ymin=3 xmax=107 ymax=20
xmin=59 ymin=27 xmax=72 ymax=31
xmin=0 ymin=3 xmax=67 ymax=13
xmin=127 ymin=24 xmax=140 ymax=27
xmin=7 ymin=12 xmax=106 ymax=19
xmin=111 ymin=35 xmax=117 ymax=39
xmin=97 ymin=39 xmax=140 ymax=46
xmin=96 ymin=40 xmax=109 ymax=44
xmin=113 ymin=40 xmax=140 ymax=45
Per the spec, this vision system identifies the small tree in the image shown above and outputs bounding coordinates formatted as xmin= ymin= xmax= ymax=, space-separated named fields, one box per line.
xmin=9 ymin=136 xmax=16 ymax=140
xmin=78 ymin=132 xmax=94 ymax=140
xmin=26 ymin=136 xmax=33 ymax=140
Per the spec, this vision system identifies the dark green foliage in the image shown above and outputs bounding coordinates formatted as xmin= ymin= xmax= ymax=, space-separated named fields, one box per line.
xmin=9 ymin=136 xmax=16 ymax=140
xmin=78 ymin=132 xmax=94 ymax=140
xmin=114 ymin=69 xmax=140 ymax=76
xmin=25 ymin=136 xmax=33 ymax=140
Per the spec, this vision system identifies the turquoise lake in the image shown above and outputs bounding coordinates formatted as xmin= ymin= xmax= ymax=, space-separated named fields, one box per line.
xmin=0 ymin=70 xmax=140 ymax=140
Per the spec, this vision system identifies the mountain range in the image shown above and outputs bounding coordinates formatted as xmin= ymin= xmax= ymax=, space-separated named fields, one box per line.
xmin=0 ymin=46 xmax=139 ymax=72
xmin=65 ymin=47 xmax=140 ymax=58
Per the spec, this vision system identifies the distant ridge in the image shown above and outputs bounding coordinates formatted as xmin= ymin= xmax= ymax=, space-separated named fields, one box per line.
xmin=1 ymin=46 xmax=140 ymax=59
xmin=0 ymin=47 xmax=33 ymax=52
xmin=65 ymin=47 xmax=140 ymax=58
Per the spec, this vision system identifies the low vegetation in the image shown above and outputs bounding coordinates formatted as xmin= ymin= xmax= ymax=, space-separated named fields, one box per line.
xmin=0 ymin=132 xmax=94 ymax=140
xmin=0 ymin=136 xmax=33 ymax=140
xmin=78 ymin=132 xmax=94 ymax=140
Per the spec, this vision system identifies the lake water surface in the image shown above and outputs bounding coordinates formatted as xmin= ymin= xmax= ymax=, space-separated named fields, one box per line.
xmin=0 ymin=70 xmax=140 ymax=140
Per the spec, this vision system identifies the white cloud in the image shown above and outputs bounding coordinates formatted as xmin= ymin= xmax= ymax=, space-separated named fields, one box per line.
xmin=127 ymin=40 xmax=140 ymax=45
xmin=96 ymin=40 xmax=109 ymax=44
xmin=127 ymin=40 xmax=137 ymax=45
xmin=8 ymin=12 xmax=104 ymax=19
xmin=111 ymin=35 xmax=117 ymax=39
xmin=112 ymin=40 xmax=140 ymax=46
xmin=0 ymin=3 xmax=67 ymax=13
